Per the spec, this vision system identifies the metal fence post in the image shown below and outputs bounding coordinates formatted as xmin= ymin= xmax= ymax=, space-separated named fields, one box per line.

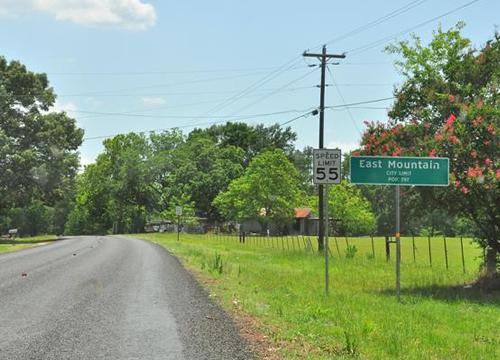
xmin=412 ymin=235 xmax=416 ymax=263
xmin=428 ymin=235 xmax=432 ymax=267
xmin=460 ymin=236 xmax=466 ymax=273
xmin=443 ymin=236 xmax=449 ymax=270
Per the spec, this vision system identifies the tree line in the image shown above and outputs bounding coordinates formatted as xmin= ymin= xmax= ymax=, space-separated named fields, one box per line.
xmin=0 ymin=24 xmax=497 ymax=273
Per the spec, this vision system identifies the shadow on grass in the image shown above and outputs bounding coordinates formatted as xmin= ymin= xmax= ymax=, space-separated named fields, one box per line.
xmin=378 ymin=279 xmax=500 ymax=306
xmin=0 ymin=237 xmax=65 ymax=245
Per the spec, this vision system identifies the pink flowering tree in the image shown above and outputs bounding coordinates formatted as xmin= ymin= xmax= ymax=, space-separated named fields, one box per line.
xmin=357 ymin=25 xmax=499 ymax=275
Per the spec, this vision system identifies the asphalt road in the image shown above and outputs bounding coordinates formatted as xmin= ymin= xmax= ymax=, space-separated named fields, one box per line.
xmin=0 ymin=236 xmax=253 ymax=359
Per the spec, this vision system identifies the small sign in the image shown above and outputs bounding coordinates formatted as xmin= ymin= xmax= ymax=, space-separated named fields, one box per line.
xmin=350 ymin=156 xmax=449 ymax=186
xmin=175 ymin=206 xmax=183 ymax=216
xmin=313 ymin=149 xmax=341 ymax=184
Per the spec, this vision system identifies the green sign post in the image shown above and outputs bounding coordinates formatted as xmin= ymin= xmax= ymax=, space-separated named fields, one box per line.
xmin=350 ymin=156 xmax=449 ymax=186
xmin=350 ymin=156 xmax=449 ymax=301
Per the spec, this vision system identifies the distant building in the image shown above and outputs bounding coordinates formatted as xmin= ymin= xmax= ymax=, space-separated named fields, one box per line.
xmin=239 ymin=207 xmax=319 ymax=235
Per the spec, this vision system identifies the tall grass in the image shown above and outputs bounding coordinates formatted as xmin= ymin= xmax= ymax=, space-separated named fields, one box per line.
xmin=137 ymin=233 xmax=499 ymax=359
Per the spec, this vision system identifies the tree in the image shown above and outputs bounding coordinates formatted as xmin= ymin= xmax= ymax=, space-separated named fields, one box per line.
xmin=307 ymin=181 xmax=376 ymax=236
xmin=213 ymin=149 xmax=303 ymax=230
xmin=188 ymin=122 xmax=297 ymax=165
xmin=0 ymin=56 xmax=83 ymax=234
xmin=358 ymin=25 xmax=499 ymax=274
xmin=166 ymin=136 xmax=245 ymax=221
xmin=290 ymin=146 xmax=314 ymax=194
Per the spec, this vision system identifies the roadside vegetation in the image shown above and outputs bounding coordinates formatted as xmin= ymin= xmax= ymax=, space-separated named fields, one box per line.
xmin=0 ymin=235 xmax=59 ymax=254
xmin=136 ymin=232 xmax=499 ymax=359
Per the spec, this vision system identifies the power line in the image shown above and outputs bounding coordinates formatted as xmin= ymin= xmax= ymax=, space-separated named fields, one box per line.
xmin=346 ymin=0 xmax=481 ymax=55
xmin=81 ymin=96 xmax=395 ymax=141
xmin=72 ymin=107 xmax=315 ymax=120
xmin=327 ymin=66 xmax=362 ymax=135
xmin=46 ymin=65 xmax=310 ymax=76
xmin=51 ymin=67 xmax=307 ymax=97
xmin=320 ymin=0 xmax=429 ymax=48
xmin=228 ymin=67 xmax=318 ymax=115
xmin=325 ymin=96 xmax=395 ymax=109
xmin=279 ymin=110 xmax=318 ymax=127
xmin=82 ymin=108 xmax=316 ymax=142
xmin=75 ymin=86 xmax=319 ymax=120
xmin=204 ymin=57 xmax=305 ymax=116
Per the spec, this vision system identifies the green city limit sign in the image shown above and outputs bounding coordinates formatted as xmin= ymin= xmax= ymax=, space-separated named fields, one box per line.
xmin=350 ymin=156 xmax=449 ymax=186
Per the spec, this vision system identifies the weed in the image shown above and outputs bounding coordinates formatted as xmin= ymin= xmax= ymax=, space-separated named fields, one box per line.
xmin=345 ymin=245 xmax=358 ymax=259
xmin=209 ymin=252 xmax=224 ymax=274
xmin=342 ymin=331 xmax=359 ymax=356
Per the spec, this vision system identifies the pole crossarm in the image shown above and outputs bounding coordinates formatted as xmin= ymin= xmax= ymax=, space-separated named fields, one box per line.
xmin=303 ymin=52 xmax=346 ymax=59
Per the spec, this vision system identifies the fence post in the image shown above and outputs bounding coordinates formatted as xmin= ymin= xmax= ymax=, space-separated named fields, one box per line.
xmin=460 ymin=236 xmax=466 ymax=273
xmin=385 ymin=236 xmax=390 ymax=262
xmin=345 ymin=236 xmax=349 ymax=248
xmin=428 ymin=235 xmax=432 ymax=267
xmin=443 ymin=236 xmax=449 ymax=270
xmin=412 ymin=235 xmax=416 ymax=263
xmin=371 ymin=235 xmax=375 ymax=259
xmin=335 ymin=236 xmax=341 ymax=256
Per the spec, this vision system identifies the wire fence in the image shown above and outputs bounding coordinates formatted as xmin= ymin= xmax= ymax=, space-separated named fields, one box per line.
xmin=203 ymin=232 xmax=483 ymax=273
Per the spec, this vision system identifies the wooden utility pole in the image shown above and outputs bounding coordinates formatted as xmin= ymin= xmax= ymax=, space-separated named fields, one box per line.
xmin=303 ymin=45 xmax=345 ymax=252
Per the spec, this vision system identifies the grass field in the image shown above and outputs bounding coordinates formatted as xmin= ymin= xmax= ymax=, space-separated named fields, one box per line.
xmin=0 ymin=235 xmax=58 ymax=254
xmin=136 ymin=233 xmax=499 ymax=359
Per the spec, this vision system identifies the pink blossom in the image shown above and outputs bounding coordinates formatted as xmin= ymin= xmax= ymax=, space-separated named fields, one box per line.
xmin=392 ymin=147 xmax=401 ymax=156
xmin=470 ymin=150 xmax=478 ymax=158
xmin=487 ymin=124 xmax=496 ymax=135
xmin=467 ymin=166 xmax=482 ymax=178
xmin=434 ymin=132 xmax=443 ymax=141
xmin=445 ymin=114 xmax=457 ymax=127
xmin=460 ymin=186 xmax=469 ymax=194
xmin=429 ymin=149 xmax=437 ymax=157
xmin=484 ymin=158 xmax=492 ymax=167
xmin=472 ymin=116 xmax=484 ymax=127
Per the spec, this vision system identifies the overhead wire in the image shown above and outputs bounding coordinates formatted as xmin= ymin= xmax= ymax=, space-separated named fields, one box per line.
xmin=321 ymin=0 xmax=429 ymax=48
xmin=228 ymin=67 xmax=318 ymax=116
xmin=327 ymin=66 xmax=362 ymax=135
xmin=82 ymin=108 xmax=316 ymax=142
xmin=346 ymin=0 xmax=481 ymax=55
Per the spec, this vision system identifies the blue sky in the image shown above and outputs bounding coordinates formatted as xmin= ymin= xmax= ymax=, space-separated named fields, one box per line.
xmin=0 ymin=0 xmax=497 ymax=165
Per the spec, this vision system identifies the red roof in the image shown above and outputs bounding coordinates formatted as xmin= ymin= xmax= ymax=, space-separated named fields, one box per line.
xmin=294 ymin=208 xmax=312 ymax=219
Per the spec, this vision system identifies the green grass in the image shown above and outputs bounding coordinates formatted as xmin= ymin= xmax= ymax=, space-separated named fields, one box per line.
xmin=0 ymin=235 xmax=58 ymax=254
xmin=135 ymin=233 xmax=499 ymax=359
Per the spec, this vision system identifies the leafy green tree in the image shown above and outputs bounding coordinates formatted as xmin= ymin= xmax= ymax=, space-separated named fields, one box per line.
xmin=290 ymin=146 xmax=314 ymax=194
xmin=0 ymin=56 xmax=83 ymax=234
xmin=358 ymin=25 xmax=499 ymax=274
xmin=167 ymin=137 xmax=245 ymax=221
xmin=213 ymin=149 xmax=303 ymax=230
xmin=307 ymin=181 xmax=376 ymax=236
xmin=188 ymin=122 xmax=297 ymax=164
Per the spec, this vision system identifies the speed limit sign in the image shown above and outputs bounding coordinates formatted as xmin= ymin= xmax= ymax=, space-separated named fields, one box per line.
xmin=313 ymin=149 xmax=341 ymax=184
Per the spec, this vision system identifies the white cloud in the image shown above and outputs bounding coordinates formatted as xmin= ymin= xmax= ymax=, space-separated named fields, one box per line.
xmin=0 ymin=0 xmax=156 ymax=30
xmin=140 ymin=96 xmax=166 ymax=106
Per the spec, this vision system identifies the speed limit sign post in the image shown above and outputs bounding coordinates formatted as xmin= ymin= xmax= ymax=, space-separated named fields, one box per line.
xmin=313 ymin=149 xmax=341 ymax=184
xmin=313 ymin=148 xmax=341 ymax=295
